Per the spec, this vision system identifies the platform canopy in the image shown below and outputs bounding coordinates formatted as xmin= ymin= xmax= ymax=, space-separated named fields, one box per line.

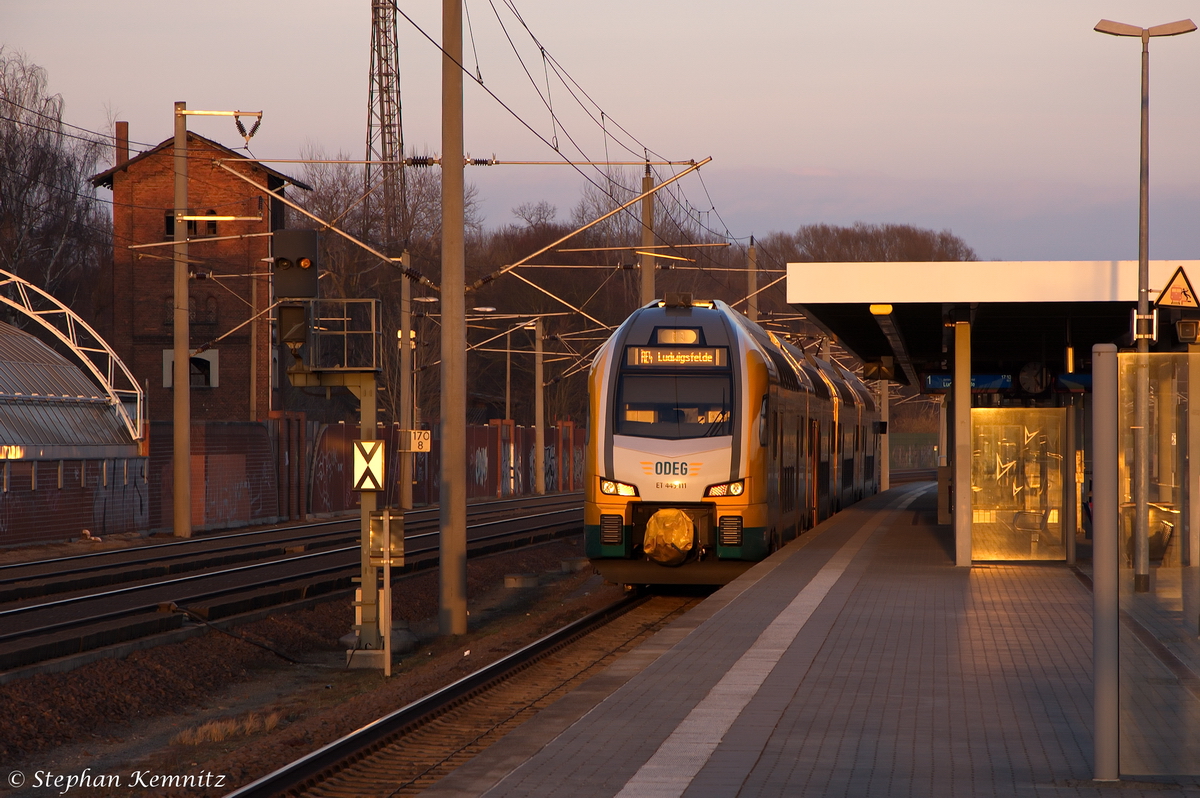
xmin=786 ymin=260 xmax=1200 ymax=387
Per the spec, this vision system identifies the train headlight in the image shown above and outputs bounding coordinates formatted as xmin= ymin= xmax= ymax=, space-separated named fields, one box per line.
xmin=600 ymin=479 xmax=639 ymax=497
xmin=704 ymin=479 xmax=745 ymax=497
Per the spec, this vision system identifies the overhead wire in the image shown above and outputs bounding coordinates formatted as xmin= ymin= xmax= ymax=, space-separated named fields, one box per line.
xmin=396 ymin=0 xmax=754 ymax=316
xmin=491 ymin=19 xmax=741 ymax=246
xmin=1 ymin=98 xmax=160 ymax=148
xmin=0 ymin=115 xmax=129 ymax=152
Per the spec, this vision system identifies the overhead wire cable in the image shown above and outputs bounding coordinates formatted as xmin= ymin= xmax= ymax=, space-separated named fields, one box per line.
xmin=395 ymin=0 xmax=775 ymax=328
xmin=463 ymin=0 xmax=485 ymax=82
xmin=0 ymin=100 xmax=159 ymax=148
xmin=391 ymin=0 xmax=638 ymax=216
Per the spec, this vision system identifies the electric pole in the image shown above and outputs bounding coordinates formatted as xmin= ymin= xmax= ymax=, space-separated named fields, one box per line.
xmin=366 ymin=0 xmax=406 ymax=246
xmin=399 ymin=252 xmax=413 ymax=510
xmin=639 ymin=166 xmax=655 ymax=306
xmin=172 ymin=102 xmax=191 ymax=539
xmin=440 ymin=0 xmax=468 ymax=636
xmin=747 ymin=237 xmax=758 ymax=323
xmin=535 ymin=317 xmax=545 ymax=495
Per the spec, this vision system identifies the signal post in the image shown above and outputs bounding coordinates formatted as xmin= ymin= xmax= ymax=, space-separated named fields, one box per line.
xmin=274 ymin=230 xmax=406 ymax=670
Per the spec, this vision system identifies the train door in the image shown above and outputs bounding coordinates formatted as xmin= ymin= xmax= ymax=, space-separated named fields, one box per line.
xmin=840 ymin=422 xmax=855 ymax=507
xmin=854 ymin=424 xmax=863 ymax=501
xmin=808 ymin=418 xmax=819 ymax=528
xmin=849 ymin=420 xmax=859 ymax=501
xmin=767 ymin=396 xmax=779 ymax=547
xmin=864 ymin=422 xmax=876 ymax=495
xmin=777 ymin=405 xmax=796 ymax=542
xmin=818 ymin=419 xmax=831 ymax=519
xmin=792 ymin=419 xmax=803 ymax=537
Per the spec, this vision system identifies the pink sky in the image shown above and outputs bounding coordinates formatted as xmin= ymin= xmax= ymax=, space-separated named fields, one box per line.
xmin=6 ymin=0 xmax=1200 ymax=259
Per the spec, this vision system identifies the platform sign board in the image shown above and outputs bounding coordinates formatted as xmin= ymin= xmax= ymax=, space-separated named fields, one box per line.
xmin=353 ymin=440 xmax=385 ymax=491
xmin=400 ymin=430 xmax=431 ymax=452
xmin=1154 ymin=266 xmax=1199 ymax=308
xmin=923 ymin=374 xmax=1012 ymax=393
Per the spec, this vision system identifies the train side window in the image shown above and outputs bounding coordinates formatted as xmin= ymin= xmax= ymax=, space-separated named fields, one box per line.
xmin=758 ymin=396 xmax=768 ymax=447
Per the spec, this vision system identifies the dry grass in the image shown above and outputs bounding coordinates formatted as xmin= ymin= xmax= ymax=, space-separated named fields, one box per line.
xmin=171 ymin=711 xmax=282 ymax=746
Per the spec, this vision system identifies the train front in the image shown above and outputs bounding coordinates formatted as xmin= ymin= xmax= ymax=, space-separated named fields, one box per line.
xmin=585 ymin=299 xmax=768 ymax=586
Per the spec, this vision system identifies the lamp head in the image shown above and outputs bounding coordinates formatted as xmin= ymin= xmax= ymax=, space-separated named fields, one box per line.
xmin=1095 ymin=18 xmax=1196 ymax=37
xmin=1095 ymin=19 xmax=1144 ymax=37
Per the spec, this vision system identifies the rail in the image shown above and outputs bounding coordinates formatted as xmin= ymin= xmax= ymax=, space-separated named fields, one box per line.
xmin=225 ymin=594 xmax=645 ymax=798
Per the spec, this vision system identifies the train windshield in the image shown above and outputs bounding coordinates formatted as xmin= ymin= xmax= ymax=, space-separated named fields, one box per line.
xmin=615 ymin=374 xmax=733 ymax=439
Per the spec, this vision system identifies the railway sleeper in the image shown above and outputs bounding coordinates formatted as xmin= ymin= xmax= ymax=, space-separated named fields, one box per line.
xmin=0 ymin=546 xmax=318 ymax=604
xmin=185 ymin=576 xmax=355 ymax=621
xmin=0 ymin=612 xmax=183 ymax=672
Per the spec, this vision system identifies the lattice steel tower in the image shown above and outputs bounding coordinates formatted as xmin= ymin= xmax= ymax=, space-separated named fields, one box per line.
xmin=365 ymin=0 xmax=406 ymax=249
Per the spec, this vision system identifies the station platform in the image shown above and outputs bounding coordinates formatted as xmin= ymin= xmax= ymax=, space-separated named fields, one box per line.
xmin=424 ymin=483 xmax=1191 ymax=797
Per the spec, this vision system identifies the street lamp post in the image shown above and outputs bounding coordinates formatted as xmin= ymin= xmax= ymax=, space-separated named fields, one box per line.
xmin=1095 ymin=18 xmax=1196 ymax=593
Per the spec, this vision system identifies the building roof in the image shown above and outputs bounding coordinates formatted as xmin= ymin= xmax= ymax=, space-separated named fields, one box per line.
xmin=91 ymin=131 xmax=312 ymax=191
xmin=786 ymin=260 xmax=1200 ymax=304
xmin=782 ymin=260 xmax=1198 ymax=388
xmin=0 ymin=323 xmax=138 ymax=458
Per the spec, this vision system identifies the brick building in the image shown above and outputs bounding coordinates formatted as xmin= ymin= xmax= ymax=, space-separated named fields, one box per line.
xmin=91 ymin=125 xmax=310 ymax=422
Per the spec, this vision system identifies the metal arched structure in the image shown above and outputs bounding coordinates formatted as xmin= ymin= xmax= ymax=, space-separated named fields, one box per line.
xmin=0 ymin=269 xmax=143 ymax=441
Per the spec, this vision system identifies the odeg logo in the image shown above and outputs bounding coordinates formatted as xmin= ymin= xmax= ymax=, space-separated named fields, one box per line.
xmin=655 ymin=461 xmax=688 ymax=476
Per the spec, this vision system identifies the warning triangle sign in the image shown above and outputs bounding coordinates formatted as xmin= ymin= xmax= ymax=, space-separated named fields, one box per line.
xmin=1155 ymin=266 xmax=1199 ymax=308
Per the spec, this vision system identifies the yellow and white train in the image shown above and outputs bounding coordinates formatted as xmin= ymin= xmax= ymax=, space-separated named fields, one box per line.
xmin=585 ymin=296 xmax=881 ymax=585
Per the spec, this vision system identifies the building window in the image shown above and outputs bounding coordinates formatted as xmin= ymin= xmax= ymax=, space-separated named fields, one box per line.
xmin=167 ymin=295 xmax=217 ymax=326
xmin=205 ymin=209 xmax=218 ymax=237
xmin=207 ymin=295 xmax=217 ymax=324
xmin=190 ymin=358 xmax=212 ymax=387
xmin=163 ymin=212 xmax=198 ymax=240
xmin=192 ymin=295 xmax=218 ymax=326
xmin=163 ymin=349 xmax=219 ymax=388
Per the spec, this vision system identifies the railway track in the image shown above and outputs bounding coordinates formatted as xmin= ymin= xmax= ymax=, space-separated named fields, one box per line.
xmin=227 ymin=592 xmax=700 ymax=798
xmin=0 ymin=493 xmax=583 ymax=676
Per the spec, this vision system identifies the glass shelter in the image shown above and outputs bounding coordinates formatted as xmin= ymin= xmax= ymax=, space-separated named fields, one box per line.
xmin=1117 ymin=352 xmax=1200 ymax=775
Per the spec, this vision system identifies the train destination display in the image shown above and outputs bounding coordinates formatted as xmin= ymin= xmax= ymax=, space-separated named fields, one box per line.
xmin=626 ymin=347 xmax=728 ymax=367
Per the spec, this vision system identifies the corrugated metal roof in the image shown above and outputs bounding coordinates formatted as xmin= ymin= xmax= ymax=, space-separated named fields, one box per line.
xmin=0 ymin=324 xmax=134 ymax=453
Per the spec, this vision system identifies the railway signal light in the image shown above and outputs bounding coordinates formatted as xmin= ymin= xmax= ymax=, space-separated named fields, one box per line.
xmin=272 ymin=229 xmax=320 ymax=299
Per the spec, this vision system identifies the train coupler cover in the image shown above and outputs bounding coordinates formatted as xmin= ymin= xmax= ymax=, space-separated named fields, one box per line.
xmin=643 ymin=508 xmax=694 ymax=566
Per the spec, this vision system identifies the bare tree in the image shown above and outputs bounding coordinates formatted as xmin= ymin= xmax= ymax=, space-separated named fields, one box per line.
xmin=0 ymin=49 xmax=108 ymax=308
xmin=512 ymin=200 xmax=557 ymax=229
xmin=761 ymin=222 xmax=976 ymax=264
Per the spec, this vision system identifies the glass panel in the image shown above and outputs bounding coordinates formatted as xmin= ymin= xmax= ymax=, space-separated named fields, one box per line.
xmin=1117 ymin=352 xmax=1200 ymax=776
xmin=970 ymin=407 xmax=1065 ymax=560
xmin=615 ymin=375 xmax=732 ymax=440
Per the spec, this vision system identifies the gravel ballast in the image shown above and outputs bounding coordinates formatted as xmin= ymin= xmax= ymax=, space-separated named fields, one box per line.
xmin=1 ymin=536 xmax=623 ymax=797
